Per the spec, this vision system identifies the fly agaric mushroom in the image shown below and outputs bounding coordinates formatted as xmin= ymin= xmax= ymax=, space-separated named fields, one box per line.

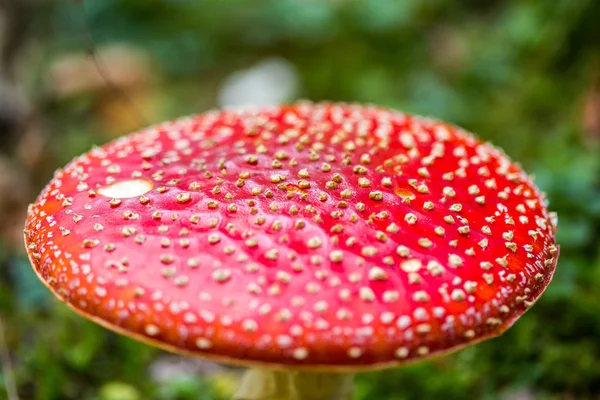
xmin=24 ymin=102 xmax=558 ymax=400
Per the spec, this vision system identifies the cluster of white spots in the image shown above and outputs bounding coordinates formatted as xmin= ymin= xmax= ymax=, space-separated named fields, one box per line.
xmin=24 ymin=102 xmax=558 ymax=369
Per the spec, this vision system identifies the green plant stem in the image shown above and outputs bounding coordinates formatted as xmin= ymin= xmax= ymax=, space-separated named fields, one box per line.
xmin=0 ymin=317 xmax=19 ymax=400
xmin=233 ymin=368 xmax=354 ymax=400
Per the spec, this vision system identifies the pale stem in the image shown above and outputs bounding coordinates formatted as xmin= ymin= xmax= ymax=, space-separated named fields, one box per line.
xmin=233 ymin=368 xmax=354 ymax=400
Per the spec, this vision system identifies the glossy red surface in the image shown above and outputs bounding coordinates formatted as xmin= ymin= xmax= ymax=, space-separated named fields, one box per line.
xmin=24 ymin=103 xmax=558 ymax=370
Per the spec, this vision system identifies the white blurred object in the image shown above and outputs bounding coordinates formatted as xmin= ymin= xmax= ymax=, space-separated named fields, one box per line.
xmin=149 ymin=355 xmax=224 ymax=383
xmin=500 ymin=389 xmax=537 ymax=400
xmin=217 ymin=57 xmax=299 ymax=108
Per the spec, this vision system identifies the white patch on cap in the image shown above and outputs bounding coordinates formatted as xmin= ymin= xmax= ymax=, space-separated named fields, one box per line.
xmin=98 ymin=179 xmax=153 ymax=198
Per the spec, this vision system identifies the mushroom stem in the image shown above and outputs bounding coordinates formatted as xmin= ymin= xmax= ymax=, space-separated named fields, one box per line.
xmin=233 ymin=368 xmax=354 ymax=400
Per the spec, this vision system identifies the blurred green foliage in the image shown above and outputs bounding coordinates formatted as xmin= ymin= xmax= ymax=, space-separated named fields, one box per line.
xmin=2 ymin=0 xmax=600 ymax=399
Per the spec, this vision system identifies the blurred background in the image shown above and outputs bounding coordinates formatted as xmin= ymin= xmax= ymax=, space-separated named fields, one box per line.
xmin=1 ymin=0 xmax=599 ymax=399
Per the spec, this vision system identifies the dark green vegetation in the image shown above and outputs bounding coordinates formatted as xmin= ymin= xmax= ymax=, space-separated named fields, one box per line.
xmin=1 ymin=0 xmax=600 ymax=399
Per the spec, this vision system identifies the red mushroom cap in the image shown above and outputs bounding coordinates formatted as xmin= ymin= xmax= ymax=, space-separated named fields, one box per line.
xmin=24 ymin=102 xmax=558 ymax=371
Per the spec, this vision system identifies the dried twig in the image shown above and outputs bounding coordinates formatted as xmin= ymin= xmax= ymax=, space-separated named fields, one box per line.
xmin=77 ymin=0 xmax=149 ymax=127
